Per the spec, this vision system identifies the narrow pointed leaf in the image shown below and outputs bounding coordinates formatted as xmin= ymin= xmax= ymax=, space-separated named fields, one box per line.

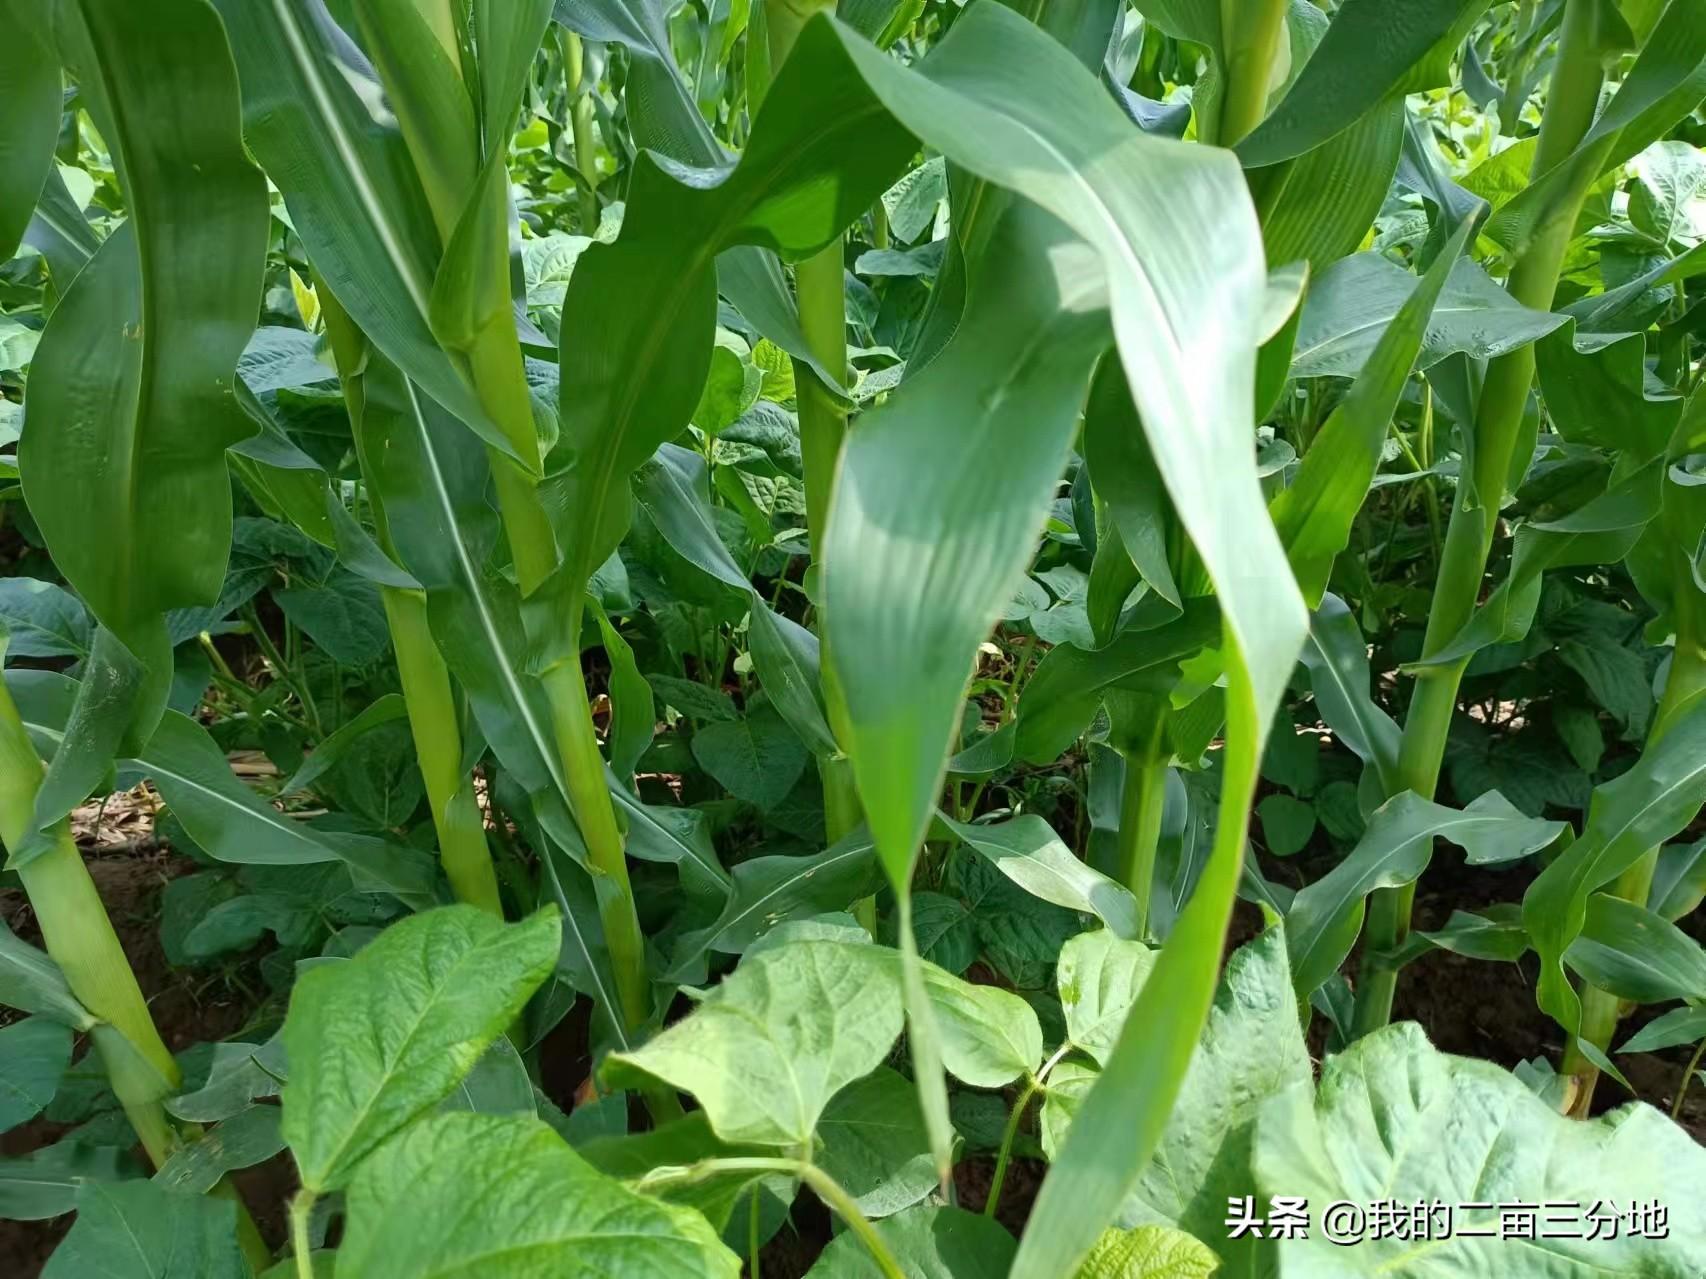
xmin=1271 ymin=217 xmax=1476 ymax=604
xmin=214 ymin=0 xmax=528 ymax=464
xmin=1528 ymin=693 xmax=1706 ymax=1035
xmin=0 ymin=0 xmax=60 ymax=262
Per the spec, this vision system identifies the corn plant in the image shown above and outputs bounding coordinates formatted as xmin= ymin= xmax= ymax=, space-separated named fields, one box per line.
xmin=2 ymin=0 xmax=1706 ymax=1276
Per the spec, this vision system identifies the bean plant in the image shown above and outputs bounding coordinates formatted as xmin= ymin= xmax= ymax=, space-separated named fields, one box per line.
xmin=1 ymin=0 xmax=1705 ymax=1275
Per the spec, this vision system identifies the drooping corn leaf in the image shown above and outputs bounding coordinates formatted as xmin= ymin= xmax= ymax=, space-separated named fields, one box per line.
xmin=1257 ymin=97 xmax=1405 ymax=274
xmin=1043 ymin=928 xmax=1310 ymax=1279
xmin=24 ymin=0 xmax=265 ymax=639
xmin=0 ymin=918 xmax=96 ymax=1031
xmin=281 ymin=904 xmax=561 ymax=1192
xmin=354 ymin=348 xmax=730 ymax=901
xmin=718 ymin=10 xmax=1306 ymax=1269
xmin=665 ymin=828 xmax=882 ymax=980
xmin=0 ymin=0 xmax=60 ymax=262
xmin=20 ymin=165 xmax=101 ymax=289
xmin=550 ymin=17 xmax=918 ymax=601
xmin=214 ymin=0 xmax=527 ymax=464
xmin=554 ymin=0 xmax=840 ymax=388
xmin=1286 ymin=791 xmax=1565 ymax=998
xmin=1567 ymin=895 xmax=1706 ymax=1005
xmin=19 ymin=0 xmax=269 ymax=853
xmin=6 ymin=668 xmax=436 ymax=900
xmin=1622 ymin=1005 xmax=1706 ymax=1053
xmin=1237 ymin=0 xmax=1494 ymax=167
xmin=1527 ymin=694 xmax=1706 ymax=1037
xmin=943 ymin=815 xmax=1141 ymax=941
xmin=1487 ymin=0 xmax=1706 ymax=255
xmin=1405 ymin=457 xmax=1665 ymax=670
xmin=633 ymin=442 xmax=839 ymax=755
xmin=1297 ymin=594 xmax=1402 ymax=796
xmin=152 ymin=1105 xmax=286 ymax=1196
xmin=1081 ymin=363 xmax=1183 ymax=613
xmin=1014 ymin=601 xmax=1219 ymax=771
xmin=1271 ymin=217 xmax=1476 ymax=604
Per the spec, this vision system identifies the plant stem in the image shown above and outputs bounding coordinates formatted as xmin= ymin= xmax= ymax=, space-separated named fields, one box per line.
xmin=801 ymin=1163 xmax=902 ymax=1279
xmin=767 ymin=0 xmax=872 ymax=930
xmin=479 ymin=310 xmax=651 ymax=1033
xmin=19 ymin=830 xmax=178 ymax=1159
xmin=764 ymin=0 xmax=847 ymax=566
xmin=290 ymin=1189 xmax=317 ymax=1279
xmin=1350 ymin=0 xmax=1608 ymax=1040
xmin=321 ymin=15 xmax=656 ymax=1030
xmin=790 ymin=244 xmax=852 ymax=561
xmin=749 ymin=1186 xmax=763 ymax=1279
xmin=1216 ymin=0 xmax=1290 ymax=146
xmin=0 ymin=677 xmax=178 ymax=1163
xmin=985 ymin=1078 xmax=1040 ymax=1219
xmin=1003 ymin=633 xmax=1039 ymax=717
xmin=451 ymin=243 xmax=651 ymax=1035
xmin=382 ymin=587 xmax=505 ymax=916
xmin=1560 ymin=607 xmax=1706 ymax=1113
xmin=559 ymin=28 xmax=601 ymax=233
xmin=1116 ymin=738 xmax=1168 ymax=940
xmin=320 ymin=284 xmax=506 ymax=919
xmin=820 ymin=752 xmax=874 ymax=930
xmin=540 ymin=653 xmax=652 ymax=1029
xmin=1673 ymin=1036 xmax=1706 ymax=1121
xmin=637 ymin=1157 xmax=904 ymax=1279
xmin=1 ymin=694 xmax=273 ymax=1263
xmin=243 ymin=603 xmax=321 ymax=738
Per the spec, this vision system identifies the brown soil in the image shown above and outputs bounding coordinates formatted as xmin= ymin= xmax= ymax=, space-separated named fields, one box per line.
xmin=0 ymin=827 xmax=291 ymax=1276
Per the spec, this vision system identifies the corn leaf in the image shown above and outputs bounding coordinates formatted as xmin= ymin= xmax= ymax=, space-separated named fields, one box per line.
xmin=0 ymin=0 xmax=60 ymax=261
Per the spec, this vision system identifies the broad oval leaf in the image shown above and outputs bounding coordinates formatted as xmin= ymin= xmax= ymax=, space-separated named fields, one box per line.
xmin=339 ymin=1111 xmax=740 ymax=1278
xmin=605 ymin=939 xmax=903 ymax=1147
xmin=42 ymin=1180 xmax=245 ymax=1279
xmin=281 ymin=904 xmax=561 ymax=1192
xmin=1253 ymin=1023 xmax=1706 ymax=1276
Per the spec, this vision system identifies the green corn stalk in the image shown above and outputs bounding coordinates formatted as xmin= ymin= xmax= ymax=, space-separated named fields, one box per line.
xmin=1091 ymin=0 xmax=1288 ymax=944
xmin=560 ymin=28 xmax=602 ymax=234
xmin=0 ymin=678 xmax=178 ymax=1165
xmin=764 ymin=0 xmax=869 ymax=927
xmin=1217 ymin=0 xmax=1292 ymax=147
xmin=1560 ymin=546 xmax=1706 ymax=1111
xmin=318 ymin=284 xmax=505 ymax=920
xmin=1350 ymin=0 xmax=1612 ymax=1040
xmin=1105 ymin=690 xmax=1171 ymax=939
xmin=0 ymin=675 xmax=273 ymax=1269
xmin=352 ymin=0 xmax=649 ymax=1028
